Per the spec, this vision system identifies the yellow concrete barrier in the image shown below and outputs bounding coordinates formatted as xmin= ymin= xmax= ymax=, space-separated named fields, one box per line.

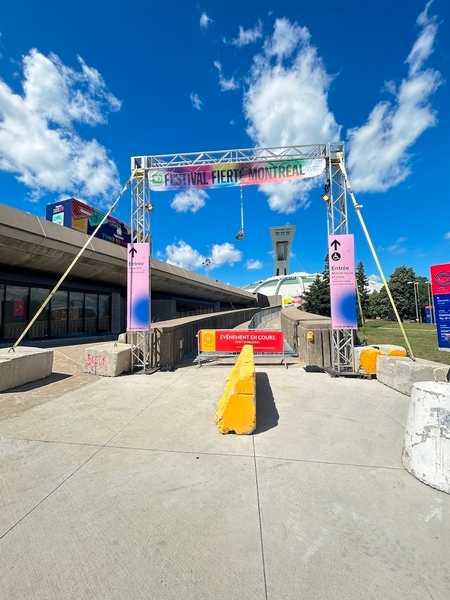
xmin=354 ymin=344 xmax=407 ymax=375
xmin=215 ymin=344 xmax=256 ymax=434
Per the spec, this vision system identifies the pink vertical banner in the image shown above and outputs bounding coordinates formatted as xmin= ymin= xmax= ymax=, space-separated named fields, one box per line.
xmin=329 ymin=234 xmax=357 ymax=329
xmin=127 ymin=243 xmax=150 ymax=330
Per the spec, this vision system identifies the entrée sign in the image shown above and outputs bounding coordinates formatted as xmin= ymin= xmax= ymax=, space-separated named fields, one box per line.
xmin=199 ymin=330 xmax=284 ymax=353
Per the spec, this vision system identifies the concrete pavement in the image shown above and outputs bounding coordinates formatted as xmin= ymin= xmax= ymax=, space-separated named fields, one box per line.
xmin=0 ymin=348 xmax=449 ymax=599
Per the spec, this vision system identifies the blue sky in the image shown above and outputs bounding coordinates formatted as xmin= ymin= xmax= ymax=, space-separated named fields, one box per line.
xmin=0 ymin=0 xmax=448 ymax=288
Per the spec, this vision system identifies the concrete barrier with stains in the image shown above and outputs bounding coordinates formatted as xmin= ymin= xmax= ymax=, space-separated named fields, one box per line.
xmin=0 ymin=347 xmax=53 ymax=391
xmin=83 ymin=343 xmax=131 ymax=377
xmin=402 ymin=380 xmax=450 ymax=494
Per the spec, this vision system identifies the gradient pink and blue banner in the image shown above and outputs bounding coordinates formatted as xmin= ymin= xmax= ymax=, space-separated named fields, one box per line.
xmin=329 ymin=234 xmax=357 ymax=330
xmin=148 ymin=158 xmax=325 ymax=191
xmin=127 ymin=243 xmax=150 ymax=331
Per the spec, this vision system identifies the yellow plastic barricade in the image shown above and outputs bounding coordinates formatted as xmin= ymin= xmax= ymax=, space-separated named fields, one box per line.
xmin=215 ymin=344 xmax=256 ymax=434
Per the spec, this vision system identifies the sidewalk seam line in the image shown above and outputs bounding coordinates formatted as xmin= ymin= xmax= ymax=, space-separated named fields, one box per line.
xmin=253 ymin=436 xmax=268 ymax=600
xmin=0 ymin=368 xmax=191 ymax=541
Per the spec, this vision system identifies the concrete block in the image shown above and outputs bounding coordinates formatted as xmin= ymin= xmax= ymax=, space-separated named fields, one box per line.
xmin=402 ymin=381 xmax=450 ymax=494
xmin=0 ymin=347 xmax=53 ymax=392
xmin=354 ymin=344 xmax=406 ymax=375
xmin=215 ymin=344 xmax=256 ymax=434
xmin=83 ymin=343 xmax=131 ymax=377
xmin=377 ymin=355 xmax=450 ymax=396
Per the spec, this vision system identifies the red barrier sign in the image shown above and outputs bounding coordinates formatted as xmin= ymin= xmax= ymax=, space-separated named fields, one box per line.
xmin=199 ymin=330 xmax=284 ymax=353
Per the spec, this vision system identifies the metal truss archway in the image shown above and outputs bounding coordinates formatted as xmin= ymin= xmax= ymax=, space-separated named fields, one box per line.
xmin=130 ymin=142 xmax=352 ymax=372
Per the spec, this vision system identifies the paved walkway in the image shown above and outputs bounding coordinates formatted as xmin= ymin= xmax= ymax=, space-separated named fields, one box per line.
xmin=0 ymin=343 xmax=449 ymax=599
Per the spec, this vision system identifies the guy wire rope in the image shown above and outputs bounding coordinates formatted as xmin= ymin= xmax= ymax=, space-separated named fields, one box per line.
xmin=337 ymin=153 xmax=415 ymax=359
xmin=11 ymin=176 xmax=134 ymax=349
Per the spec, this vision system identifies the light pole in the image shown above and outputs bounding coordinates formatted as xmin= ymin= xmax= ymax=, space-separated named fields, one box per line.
xmin=427 ymin=280 xmax=434 ymax=324
xmin=408 ymin=281 xmax=420 ymax=323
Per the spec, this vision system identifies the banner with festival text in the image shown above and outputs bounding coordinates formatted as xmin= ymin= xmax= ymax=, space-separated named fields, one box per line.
xmin=148 ymin=158 xmax=325 ymax=191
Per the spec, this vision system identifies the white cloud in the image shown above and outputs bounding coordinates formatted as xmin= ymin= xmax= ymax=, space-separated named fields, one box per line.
xmin=190 ymin=92 xmax=202 ymax=110
xmin=211 ymin=242 xmax=242 ymax=267
xmin=443 ymin=232 xmax=450 ymax=240
xmin=246 ymin=259 xmax=263 ymax=270
xmin=387 ymin=237 xmax=407 ymax=254
xmin=407 ymin=11 xmax=438 ymax=75
xmin=0 ymin=49 xmax=120 ymax=202
xmin=243 ymin=18 xmax=340 ymax=213
xmin=165 ymin=241 xmax=205 ymax=270
xmin=214 ymin=61 xmax=239 ymax=91
xmin=232 ymin=22 xmax=262 ymax=47
xmin=368 ymin=274 xmax=381 ymax=282
xmin=164 ymin=240 xmax=241 ymax=271
xmin=263 ymin=18 xmax=310 ymax=60
xmin=171 ymin=189 xmax=208 ymax=213
xmin=200 ymin=12 xmax=213 ymax=30
xmin=347 ymin=5 xmax=441 ymax=193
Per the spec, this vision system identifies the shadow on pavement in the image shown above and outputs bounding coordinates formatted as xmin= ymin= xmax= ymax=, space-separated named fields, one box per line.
xmin=0 ymin=372 xmax=72 ymax=394
xmin=254 ymin=371 xmax=279 ymax=434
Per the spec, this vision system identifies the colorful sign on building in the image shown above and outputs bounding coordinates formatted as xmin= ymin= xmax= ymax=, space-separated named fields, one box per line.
xmin=198 ymin=330 xmax=284 ymax=354
xmin=328 ymin=234 xmax=357 ymax=330
xmin=149 ymin=158 xmax=325 ymax=191
xmin=430 ymin=263 xmax=450 ymax=351
xmin=127 ymin=243 xmax=150 ymax=331
xmin=46 ymin=198 xmax=131 ymax=247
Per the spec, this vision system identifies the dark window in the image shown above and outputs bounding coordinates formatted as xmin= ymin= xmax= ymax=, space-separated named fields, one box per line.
xmin=98 ymin=294 xmax=111 ymax=332
xmin=4 ymin=285 xmax=29 ymax=339
xmin=0 ymin=284 xmax=4 ymax=338
xmin=29 ymin=288 xmax=50 ymax=338
xmin=50 ymin=290 xmax=68 ymax=337
xmin=85 ymin=293 xmax=98 ymax=334
xmin=69 ymin=292 xmax=84 ymax=334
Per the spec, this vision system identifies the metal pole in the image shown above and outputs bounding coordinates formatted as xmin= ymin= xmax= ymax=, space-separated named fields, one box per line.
xmin=414 ymin=282 xmax=420 ymax=323
xmin=427 ymin=281 xmax=434 ymax=324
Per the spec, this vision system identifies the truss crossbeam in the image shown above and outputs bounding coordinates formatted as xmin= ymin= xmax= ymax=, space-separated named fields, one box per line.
xmin=131 ymin=143 xmax=345 ymax=171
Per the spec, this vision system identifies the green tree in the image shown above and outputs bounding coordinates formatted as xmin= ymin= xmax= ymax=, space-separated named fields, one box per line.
xmin=355 ymin=261 xmax=370 ymax=326
xmin=366 ymin=289 xmax=380 ymax=319
xmin=376 ymin=266 xmax=417 ymax=321
xmin=301 ymin=255 xmax=331 ymax=316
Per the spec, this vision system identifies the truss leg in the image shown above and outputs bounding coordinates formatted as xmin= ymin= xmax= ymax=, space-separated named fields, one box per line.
xmin=130 ymin=166 xmax=152 ymax=372
xmin=325 ymin=144 xmax=355 ymax=372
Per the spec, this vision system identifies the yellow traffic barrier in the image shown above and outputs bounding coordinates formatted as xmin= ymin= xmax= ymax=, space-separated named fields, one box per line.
xmin=215 ymin=344 xmax=256 ymax=434
xmin=355 ymin=344 xmax=407 ymax=376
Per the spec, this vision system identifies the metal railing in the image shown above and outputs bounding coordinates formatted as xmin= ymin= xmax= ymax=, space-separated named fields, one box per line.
xmin=248 ymin=305 xmax=282 ymax=330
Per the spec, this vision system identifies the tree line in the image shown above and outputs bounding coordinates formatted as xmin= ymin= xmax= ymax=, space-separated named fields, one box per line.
xmin=301 ymin=259 xmax=432 ymax=323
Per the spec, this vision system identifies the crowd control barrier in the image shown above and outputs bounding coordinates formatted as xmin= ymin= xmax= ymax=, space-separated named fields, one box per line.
xmin=197 ymin=329 xmax=296 ymax=368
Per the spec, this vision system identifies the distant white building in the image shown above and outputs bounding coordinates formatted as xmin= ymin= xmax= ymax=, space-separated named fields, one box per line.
xmin=242 ymin=272 xmax=319 ymax=298
xmin=242 ymin=272 xmax=382 ymax=299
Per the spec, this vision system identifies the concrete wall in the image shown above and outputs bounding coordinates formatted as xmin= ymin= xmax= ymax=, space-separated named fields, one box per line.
xmin=281 ymin=306 xmax=332 ymax=367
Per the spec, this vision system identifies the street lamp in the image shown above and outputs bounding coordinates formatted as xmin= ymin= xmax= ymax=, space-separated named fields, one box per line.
xmin=427 ymin=280 xmax=435 ymax=324
xmin=408 ymin=281 xmax=420 ymax=323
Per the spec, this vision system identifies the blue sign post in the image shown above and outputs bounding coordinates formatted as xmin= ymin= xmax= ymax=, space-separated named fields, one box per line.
xmin=430 ymin=264 xmax=450 ymax=351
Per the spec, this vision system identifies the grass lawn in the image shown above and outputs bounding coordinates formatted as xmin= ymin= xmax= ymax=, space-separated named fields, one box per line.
xmin=358 ymin=320 xmax=450 ymax=365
